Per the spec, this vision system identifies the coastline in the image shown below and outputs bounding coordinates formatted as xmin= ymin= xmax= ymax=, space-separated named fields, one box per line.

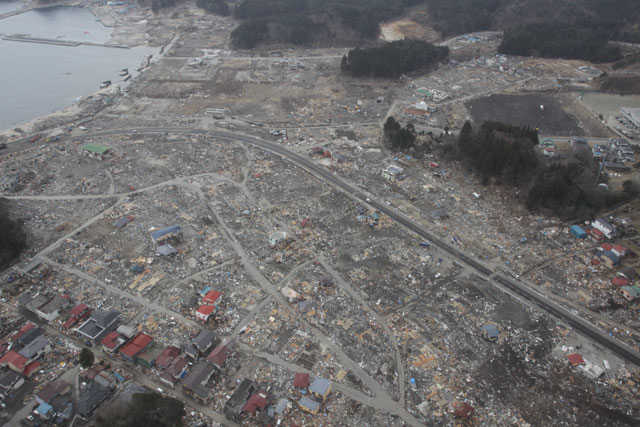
xmin=0 ymin=1 xmax=157 ymax=139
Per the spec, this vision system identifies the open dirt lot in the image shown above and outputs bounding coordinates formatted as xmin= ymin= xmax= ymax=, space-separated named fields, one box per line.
xmin=466 ymin=94 xmax=584 ymax=136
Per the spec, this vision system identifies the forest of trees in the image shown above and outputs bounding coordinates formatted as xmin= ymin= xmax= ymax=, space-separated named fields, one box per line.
xmin=231 ymin=0 xmax=422 ymax=48
xmin=424 ymin=0 xmax=640 ymax=43
xmin=383 ymin=117 xmax=416 ymax=151
xmin=499 ymin=23 xmax=621 ymax=63
xmin=341 ymin=39 xmax=449 ymax=78
xmin=95 ymin=393 xmax=185 ymax=427
xmin=195 ymin=0 xmax=229 ymax=16
xmin=444 ymin=121 xmax=638 ymax=217
xmin=0 ymin=199 xmax=26 ymax=269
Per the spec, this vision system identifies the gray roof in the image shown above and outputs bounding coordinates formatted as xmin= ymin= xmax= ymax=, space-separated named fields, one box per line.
xmin=274 ymin=398 xmax=289 ymax=415
xmin=182 ymin=361 xmax=215 ymax=392
xmin=92 ymin=310 xmax=121 ymax=328
xmin=225 ymin=378 xmax=257 ymax=414
xmin=157 ymin=244 xmax=177 ymax=256
xmin=77 ymin=310 xmax=120 ymax=339
xmin=299 ymin=396 xmax=320 ymax=412
xmin=309 ymin=377 xmax=331 ymax=396
xmin=482 ymin=324 xmax=500 ymax=339
xmin=151 ymin=225 xmax=181 ymax=244
xmin=192 ymin=329 xmax=216 ymax=352
xmin=17 ymin=327 xmax=43 ymax=347
xmin=26 ymin=294 xmax=50 ymax=312
xmin=77 ymin=381 xmax=111 ymax=418
xmin=0 ymin=370 xmax=22 ymax=389
xmin=38 ymin=295 xmax=68 ymax=315
xmin=17 ymin=257 xmax=42 ymax=274
xmin=18 ymin=334 xmax=49 ymax=359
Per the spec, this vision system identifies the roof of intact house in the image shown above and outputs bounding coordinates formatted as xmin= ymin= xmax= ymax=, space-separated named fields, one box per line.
xmin=156 ymin=346 xmax=181 ymax=368
xmin=243 ymin=391 xmax=269 ymax=413
xmin=309 ymin=377 xmax=331 ymax=395
xmin=70 ymin=304 xmax=89 ymax=316
xmin=18 ymin=334 xmax=49 ymax=359
xmin=293 ymin=372 xmax=310 ymax=388
xmin=298 ymin=396 xmax=320 ymax=412
xmin=196 ymin=305 xmax=215 ymax=317
xmin=77 ymin=381 xmax=111 ymax=417
xmin=206 ymin=338 xmax=235 ymax=368
xmin=119 ymin=332 xmax=153 ymax=358
xmin=101 ymin=332 xmax=121 ymax=350
xmin=192 ymin=329 xmax=216 ymax=350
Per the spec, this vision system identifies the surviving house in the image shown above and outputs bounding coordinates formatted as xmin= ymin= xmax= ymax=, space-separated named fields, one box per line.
xmin=76 ymin=310 xmax=120 ymax=342
xmin=101 ymin=331 xmax=125 ymax=353
xmin=119 ymin=332 xmax=153 ymax=363
xmin=600 ymin=251 xmax=620 ymax=269
xmin=64 ymin=303 xmax=91 ymax=329
xmin=36 ymin=294 xmax=70 ymax=322
xmin=207 ymin=338 xmax=236 ymax=371
xmin=195 ymin=305 xmax=215 ymax=322
xmin=77 ymin=380 xmax=112 ymax=420
xmin=185 ymin=329 xmax=216 ymax=358
xmin=182 ymin=361 xmax=216 ymax=402
xmin=592 ymin=218 xmax=617 ymax=239
xmin=160 ymin=356 xmax=188 ymax=388
xmin=156 ymin=346 xmax=181 ymax=369
xmin=225 ymin=378 xmax=257 ymax=421
xmin=309 ymin=377 xmax=332 ymax=401
xmin=298 ymin=396 xmax=321 ymax=415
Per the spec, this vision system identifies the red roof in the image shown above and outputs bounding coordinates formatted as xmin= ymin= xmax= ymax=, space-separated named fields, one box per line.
xmin=101 ymin=332 xmax=120 ymax=349
xmin=590 ymin=259 xmax=600 ymax=265
xmin=203 ymin=291 xmax=221 ymax=305
xmin=453 ymin=402 xmax=475 ymax=418
xmin=590 ymin=228 xmax=605 ymax=238
xmin=612 ymin=277 xmax=629 ymax=287
xmin=207 ymin=339 xmax=235 ymax=367
xmin=294 ymin=372 xmax=310 ymax=388
xmin=63 ymin=317 xmax=78 ymax=329
xmin=0 ymin=351 xmax=28 ymax=371
xmin=612 ymin=244 xmax=627 ymax=254
xmin=119 ymin=332 xmax=153 ymax=358
xmin=156 ymin=346 xmax=181 ymax=368
xmin=600 ymin=243 xmax=613 ymax=251
xmin=196 ymin=305 xmax=215 ymax=316
xmin=71 ymin=303 xmax=89 ymax=316
xmin=23 ymin=361 xmax=41 ymax=377
xmin=567 ymin=353 xmax=585 ymax=366
xmin=242 ymin=391 xmax=269 ymax=413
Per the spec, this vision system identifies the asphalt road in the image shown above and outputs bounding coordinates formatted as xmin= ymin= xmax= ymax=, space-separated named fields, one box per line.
xmin=6 ymin=126 xmax=640 ymax=370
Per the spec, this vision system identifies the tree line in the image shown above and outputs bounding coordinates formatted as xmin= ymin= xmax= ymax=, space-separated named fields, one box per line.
xmin=443 ymin=121 xmax=639 ymax=218
xmin=341 ymin=39 xmax=449 ymax=78
xmin=498 ymin=22 xmax=621 ymax=63
xmin=424 ymin=0 xmax=640 ymax=46
xmin=0 ymin=199 xmax=26 ymax=269
xmin=230 ymin=0 xmax=423 ymax=48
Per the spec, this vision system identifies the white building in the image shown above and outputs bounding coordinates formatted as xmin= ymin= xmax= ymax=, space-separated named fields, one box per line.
xmin=621 ymin=107 xmax=640 ymax=129
xmin=592 ymin=218 xmax=617 ymax=239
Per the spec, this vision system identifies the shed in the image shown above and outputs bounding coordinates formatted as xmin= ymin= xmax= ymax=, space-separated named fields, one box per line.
xmin=481 ymin=324 xmax=500 ymax=341
xmin=569 ymin=225 xmax=587 ymax=239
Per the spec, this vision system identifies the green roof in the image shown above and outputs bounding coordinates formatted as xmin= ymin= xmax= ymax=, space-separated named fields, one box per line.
xmin=416 ymin=88 xmax=431 ymax=96
xmin=82 ymin=143 xmax=110 ymax=155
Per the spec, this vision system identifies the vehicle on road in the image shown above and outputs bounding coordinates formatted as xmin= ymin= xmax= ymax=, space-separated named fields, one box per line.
xmin=419 ymin=241 xmax=431 ymax=248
